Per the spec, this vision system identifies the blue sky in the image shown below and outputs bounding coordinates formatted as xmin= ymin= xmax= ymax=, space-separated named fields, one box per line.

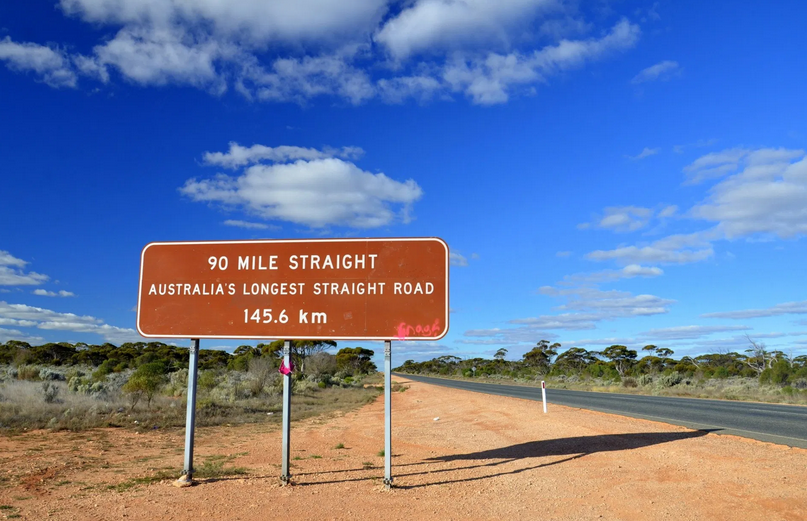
xmin=2 ymin=0 xmax=807 ymax=366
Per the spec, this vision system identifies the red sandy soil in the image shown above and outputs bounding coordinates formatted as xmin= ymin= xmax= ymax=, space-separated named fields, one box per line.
xmin=1 ymin=376 xmax=805 ymax=520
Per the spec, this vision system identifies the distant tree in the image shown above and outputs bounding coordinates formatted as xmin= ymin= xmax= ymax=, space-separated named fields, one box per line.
xmin=522 ymin=340 xmax=559 ymax=372
xmin=335 ymin=347 xmax=376 ymax=374
xmin=601 ymin=345 xmax=638 ymax=376
xmin=744 ymin=335 xmax=770 ymax=376
xmin=655 ymin=347 xmax=674 ymax=358
xmin=261 ymin=339 xmax=337 ymax=373
xmin=494 ymin=348 xmax=508 ymax=361
xmin=554 ymin=347 xmax=596 ymax=372
xmin=198 ymin=349 xmax=232 ymax=370
xmin=306 ymin=352 xmax=337 ymax=376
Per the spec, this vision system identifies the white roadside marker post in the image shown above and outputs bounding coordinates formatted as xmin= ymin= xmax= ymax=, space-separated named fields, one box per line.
xmin=281 ymin=340 xmax=292 ymax=484
xmin=541 ymin=380 xmax=547 ymax=414
xmin=384 ymin=340 xmax=393 ymax=489
xmin=175 ymin=338 xmax=200 ymax=487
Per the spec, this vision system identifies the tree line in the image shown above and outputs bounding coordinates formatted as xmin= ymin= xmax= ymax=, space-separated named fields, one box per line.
xmin=395 ymin=339 xmax=807 ymax=386
xmin=0 ymin=339 xmax=376 ymax=377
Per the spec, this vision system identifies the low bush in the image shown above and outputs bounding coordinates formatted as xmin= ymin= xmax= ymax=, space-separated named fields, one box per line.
xmin=657 ymin=371 xmax=684 ymax=388
xmin=17 ymin=365 xmax=40 ymax=381
xmin=41 ymin=381 xmax=60 ymax=403
xmin=637 ymin=374 xmax=654 ymax=386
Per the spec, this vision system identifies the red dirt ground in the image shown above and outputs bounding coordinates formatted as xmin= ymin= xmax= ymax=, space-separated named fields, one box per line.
xmin=1 ymin=376 xmax=805 ymax=520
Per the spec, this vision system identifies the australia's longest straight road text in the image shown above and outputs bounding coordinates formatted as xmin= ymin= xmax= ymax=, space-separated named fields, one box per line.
xmin=397 ymin=374 xmax=807 ymax=449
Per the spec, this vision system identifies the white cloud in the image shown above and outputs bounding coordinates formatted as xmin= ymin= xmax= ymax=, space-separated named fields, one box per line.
xmin=507 ymin=313 xmax=602 ymax=330
xmin=462 ymin=327 xmax=560 ymax=344
xmin=0 ymin=251 xmax=27 ymax=268
xmin=690 ymin=148 xmax=807 ymax=239
xmin=626 ymin=147 xmax=660 ymax=160
xmin=682 ymin=147 xmax=750 ymax=184
xmin=377 ymin=75 xmax=443 ymax=104
xmin=566 ymin=336 xmax=636 ymax=347
xmin=0 ymin=327 xmax=45 ymax=344
xmin=182 ymin=143 xmax=423 ymax=228
xmin=59 ymin=0 xmax=388 ymax=45
xmin=465 ymin=275 xmax=674 ymax=347
xmin=701 ymin=301 xmax=807 ymax=320
xmin=442 ymin=20 xmax=640 ymax=104
xmin=1 ymin=2 xmax=641 ymax=106
xmin=0 ymin=300 xmax=143 ymax=344
xmin=657 ymin=205 xmax=678 ymax=218
xmin=507 ymin=288 xmax=674 ymax=331
xmin=556 ymin=251 xmax=572 ymax=257
xmin=584 ymin=147 xmax=807 ymax=271
xmin=0 ymin=250 xmax=49 ymax=286
xmin=0 ymin=37 xmax=78 ymax=88
xmin=586 ymin=229 xmax=718 ymax=265
xmin=222 ymin=220 xmax=276 ymax=230
xmin=589 ymin=205 xmax=653 ymax=232
xmin=243 ymin=52 xmax=377 ymax=105
xmin=640 ymin=325 xmax=751 ymax=340
xmin=620 ymin=264 xmax=663 ymax=278
xmin=0 ymin=318 xmax=38 ymax=327
xmin=580 ymin=204 xmax=678 ymax=233
xmin=92 ymin=26 xmax=224 ymax=89
xmin=450 ymin=252 xmax=469 ymax=267
xmin=553 ymin=287 xmax=674 ymax=317
xmin=32 ymin=289 xmax=76 ymax=297
xmin=375 ymin=0 xmax=556 ymax=59
xmin=560 ymin=265 xmax=663 ymax=284
xmin=631 ymin=60 xmax=680 ymax=84
xmin=204 ymin=142 xmax=364 ymax=169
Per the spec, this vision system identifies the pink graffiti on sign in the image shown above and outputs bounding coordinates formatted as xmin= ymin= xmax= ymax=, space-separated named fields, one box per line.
xmin=396 ymin=319 xmax=441 ymax=340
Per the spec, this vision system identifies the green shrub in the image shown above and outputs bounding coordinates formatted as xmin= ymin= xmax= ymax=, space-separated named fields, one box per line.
xmin=92 ymin=360 xmax=115 ymax=382
xmin=41 ymin=381 xmax=60 ymax=403
xmin=122 ymin=362 xmax=167 ymax=409
xmin=658 ymin=371 xmax=683 ymax=388
xmin=17 ymin=365 xmax=40 ymax=381
xmin=317 ymin=381 xmax=326 ymax=389
xmin=198 ymin=370 xmax=218 ymax=392
xmin=637 ymin=374 xmax=653 ymax=386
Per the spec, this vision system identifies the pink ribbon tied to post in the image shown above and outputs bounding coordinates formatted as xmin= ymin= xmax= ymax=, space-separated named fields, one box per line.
xmin=278 ymin=360 xmax=294 ymax=375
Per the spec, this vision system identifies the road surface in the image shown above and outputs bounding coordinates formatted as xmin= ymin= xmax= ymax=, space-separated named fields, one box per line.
xmin=396 ymin=373 xmax=807 ymax=449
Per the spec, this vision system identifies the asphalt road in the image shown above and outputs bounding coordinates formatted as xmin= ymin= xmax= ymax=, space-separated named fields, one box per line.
xmin=396 ymin=373 xmax=807 ymax=449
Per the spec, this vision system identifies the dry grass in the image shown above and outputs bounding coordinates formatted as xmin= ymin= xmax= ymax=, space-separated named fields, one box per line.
xmin=0 ymin=377 xmax=382 ymax=433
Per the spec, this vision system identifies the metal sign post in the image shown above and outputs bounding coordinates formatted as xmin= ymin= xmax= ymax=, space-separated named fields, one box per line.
xmin=280 ymin=340 xmax=292 ymax=484
xmin=384 ymin=340 xmax=393 ymax=489
xmin=175 ymin=338 xmax=200 ymax=487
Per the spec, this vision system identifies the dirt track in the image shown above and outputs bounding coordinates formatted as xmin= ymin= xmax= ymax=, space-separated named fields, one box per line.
xmin=1 ymin=376 xmax=806 ymax=520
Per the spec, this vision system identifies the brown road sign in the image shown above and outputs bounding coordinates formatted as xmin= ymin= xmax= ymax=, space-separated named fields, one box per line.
xmin=137 ymin=238 xmax=449 ymax=340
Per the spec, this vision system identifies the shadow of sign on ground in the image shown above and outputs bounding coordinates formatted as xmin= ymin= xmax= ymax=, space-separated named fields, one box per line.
xmin=290 ymin=429 xmax=719 ymax=489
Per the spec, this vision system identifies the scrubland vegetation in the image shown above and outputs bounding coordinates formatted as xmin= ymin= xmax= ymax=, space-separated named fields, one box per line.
xmin=0 ymin=340 xmax=380 ymax=432
xmin=396 ymin=340 xmax=807 ymax=404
